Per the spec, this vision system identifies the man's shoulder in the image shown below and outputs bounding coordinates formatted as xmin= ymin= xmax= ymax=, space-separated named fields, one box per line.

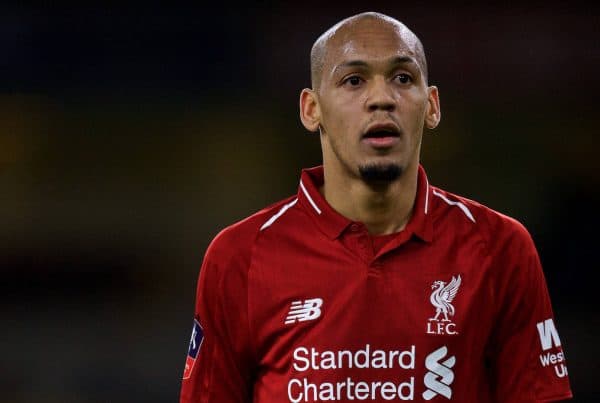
xmin=205 ymin=195 xmax=299 ymax=260
xmin=430 ymin=186 xmax=533 ymax=244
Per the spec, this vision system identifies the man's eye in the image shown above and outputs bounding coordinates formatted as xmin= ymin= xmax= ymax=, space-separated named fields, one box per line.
xmin=344 ymin=76 xmax=363 ymax=86
xmin=395 ymin=74 xmax=412 ymax=84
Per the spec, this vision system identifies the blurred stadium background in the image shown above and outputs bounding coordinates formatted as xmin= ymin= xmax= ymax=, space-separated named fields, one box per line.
xmin=1 ymin=3 xmax=597 ymax=402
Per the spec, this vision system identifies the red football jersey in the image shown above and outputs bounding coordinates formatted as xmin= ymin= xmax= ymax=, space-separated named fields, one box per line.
xmin=180 ymin=165 xmax=572 ymax=402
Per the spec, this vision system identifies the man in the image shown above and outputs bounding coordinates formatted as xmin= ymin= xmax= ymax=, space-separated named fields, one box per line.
xmin=180 ymin=12 xmax=572 ymax=402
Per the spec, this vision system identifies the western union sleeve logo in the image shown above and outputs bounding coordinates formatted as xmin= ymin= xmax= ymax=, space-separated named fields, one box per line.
xmin=536 ymin=318 xmax=568 ymax=378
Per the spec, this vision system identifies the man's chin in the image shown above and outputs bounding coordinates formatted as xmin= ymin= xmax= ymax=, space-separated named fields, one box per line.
xmin=358 ymin=163 xmax=403 ymax=183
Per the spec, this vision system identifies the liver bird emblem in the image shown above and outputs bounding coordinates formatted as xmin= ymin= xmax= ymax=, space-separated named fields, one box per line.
xmin=429 ymin=275 xmax=462 ymax=322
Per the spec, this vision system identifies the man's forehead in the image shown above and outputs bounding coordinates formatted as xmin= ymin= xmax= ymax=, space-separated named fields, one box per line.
xmin=326 ymin=21 xmax=420 ymax=65
xmin=324 ymin=24 xmax=421 ymax=74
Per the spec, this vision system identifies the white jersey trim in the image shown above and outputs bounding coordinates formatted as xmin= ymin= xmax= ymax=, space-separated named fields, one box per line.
xmin=300 ymin=180 xmax=322 ymax=215
xmin=433 ymin=190 xmax=476 ymax=223
xmin=424 ymin=177 xmax=430 ymax=215
xmin=260 ymin=198 xmax=298 ymax=231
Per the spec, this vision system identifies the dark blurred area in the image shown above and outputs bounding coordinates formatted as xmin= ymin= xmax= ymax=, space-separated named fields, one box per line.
xmin=1 ymin=3 xmax=597 ymax=402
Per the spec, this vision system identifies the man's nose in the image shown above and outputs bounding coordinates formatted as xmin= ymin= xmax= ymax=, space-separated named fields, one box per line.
xmin=365 ymin=78 xmax=396 ymax=112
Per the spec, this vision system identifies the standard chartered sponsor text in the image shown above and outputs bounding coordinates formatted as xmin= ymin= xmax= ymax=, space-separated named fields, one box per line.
xmin=288 ymin=344 xmax=416 ymax=402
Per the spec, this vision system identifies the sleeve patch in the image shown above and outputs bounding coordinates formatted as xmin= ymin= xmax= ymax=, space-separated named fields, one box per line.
xmin=182 ymin=319 xmax=204 ymax=379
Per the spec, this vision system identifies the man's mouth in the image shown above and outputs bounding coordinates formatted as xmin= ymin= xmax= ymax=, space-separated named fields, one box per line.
xmin=361 ymin=124 xmax=401 ymax=148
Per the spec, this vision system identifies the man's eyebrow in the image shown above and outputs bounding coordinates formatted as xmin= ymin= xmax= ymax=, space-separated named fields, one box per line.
xmin=333 ymin=56 xmax=418 ymax=75
xmin=332 ymin=60 xmax=369 ymax=74
xmin=389 ymin=56 xmax=417 ymax=66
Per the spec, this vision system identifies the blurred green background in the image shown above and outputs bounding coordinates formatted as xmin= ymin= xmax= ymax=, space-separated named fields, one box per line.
xmin=1 ymin=3 xmax=597 ymax=402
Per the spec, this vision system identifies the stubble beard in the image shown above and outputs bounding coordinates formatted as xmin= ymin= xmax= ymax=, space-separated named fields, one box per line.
xmin=358 ymin=163 xmax=403 ymax=184
xmin=324 ymin=134 xmax=404 ymax=186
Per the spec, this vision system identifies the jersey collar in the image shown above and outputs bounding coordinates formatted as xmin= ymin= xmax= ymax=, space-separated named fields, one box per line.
xmin=297 ymin=165 xmax=433 ymax=243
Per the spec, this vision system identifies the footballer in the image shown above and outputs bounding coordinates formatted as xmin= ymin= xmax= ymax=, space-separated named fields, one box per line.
xmin=180 ymin=12 xmax=573 ymax=402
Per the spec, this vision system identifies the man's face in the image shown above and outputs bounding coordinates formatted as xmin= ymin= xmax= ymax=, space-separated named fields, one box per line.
xmin=314 ymin=21 xmax=438 ymax=182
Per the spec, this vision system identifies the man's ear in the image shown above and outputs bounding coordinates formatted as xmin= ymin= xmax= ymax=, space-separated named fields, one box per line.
xmin=425 ymin=86 xmax=441 ymax=130
xmin=299 ymin=88 xmax=321 ymax=132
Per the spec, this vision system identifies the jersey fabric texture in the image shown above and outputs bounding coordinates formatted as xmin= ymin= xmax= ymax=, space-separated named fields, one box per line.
xmin=180 ymin=165 xmax=572 ymax=403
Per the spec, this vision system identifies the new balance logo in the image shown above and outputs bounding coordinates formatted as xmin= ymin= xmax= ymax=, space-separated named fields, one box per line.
xmin=536 ymin=318 xmax=562 ymax=351
xmin=423 ymin=346 xmax=456 ymax=400
xmin=284 ymin=298 xmax=323 ymax=324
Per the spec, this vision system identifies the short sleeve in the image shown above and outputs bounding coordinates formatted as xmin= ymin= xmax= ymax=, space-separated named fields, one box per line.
xmin=180 ymin=232 xmax=256 ymax=403
xmin=488 ymin=223 xmax=572 ymax=402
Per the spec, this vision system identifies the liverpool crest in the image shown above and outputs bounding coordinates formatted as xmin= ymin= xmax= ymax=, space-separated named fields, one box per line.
xmin=426 ymin=275 xmax=461 ymax=335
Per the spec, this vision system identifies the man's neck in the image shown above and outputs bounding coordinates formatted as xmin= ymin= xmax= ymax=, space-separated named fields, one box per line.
xmin=321 ymin=163 xmax=419 ymax=235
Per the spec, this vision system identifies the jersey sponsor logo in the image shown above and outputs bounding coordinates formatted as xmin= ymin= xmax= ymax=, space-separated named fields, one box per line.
xmin=536 ymin=318 xmax=561 ymax=350
xmin=286 ymin=344 xmax=464 ymax=401
xmin=182 ymin=319 xmax=204 ymax=379
xmin=422 ymin=346 xmax=456 ymax=400
xmin=427 ymin=275 xmax=461 ymax=335
xmin=287 ymin=377 xmax=414 ymax=402
xmin=536 ymin=318 xmax=568 ymax=378
xmin=288 ymin=344 xmax=416 ymax=402
xmin=285 ymin=298 xmax=323 ymax=324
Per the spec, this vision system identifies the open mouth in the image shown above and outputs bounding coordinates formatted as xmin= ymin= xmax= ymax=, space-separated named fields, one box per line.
xmin=363 ymin=129 xmax=399 ymax=139
xmin=362 ymin=124 xmax=400 ymax=148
